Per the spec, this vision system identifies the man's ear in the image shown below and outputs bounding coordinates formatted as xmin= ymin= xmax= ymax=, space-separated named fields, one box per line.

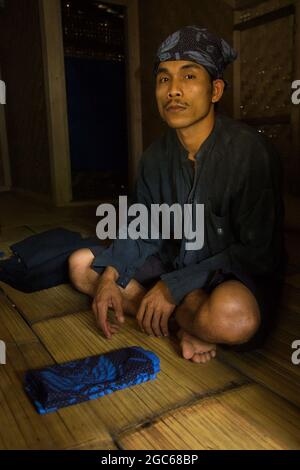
xmin=212 ymin=79 xmax=225 ymax=103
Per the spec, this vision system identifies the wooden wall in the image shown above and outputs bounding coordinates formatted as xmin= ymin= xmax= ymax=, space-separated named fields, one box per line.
xmin=138 ymin=0 xmax=234 ymax=148
xmin=0 ymin=132 xmax=4 ymax=186
xmin=0 ymin=0 xmax=51 ymax=197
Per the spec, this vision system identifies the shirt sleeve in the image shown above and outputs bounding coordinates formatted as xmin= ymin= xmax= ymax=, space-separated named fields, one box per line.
xmin=161 ymin=134 xmax=284 ymax=304
xmin=91 ymin=155 xmax=163 ymax=288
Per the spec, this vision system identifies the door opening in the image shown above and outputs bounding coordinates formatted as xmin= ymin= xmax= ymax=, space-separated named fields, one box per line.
xmin=61 ymin=0 xmax=128 ymax=201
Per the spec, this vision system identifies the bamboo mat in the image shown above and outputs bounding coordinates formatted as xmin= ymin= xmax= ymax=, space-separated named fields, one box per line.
xmin=31 ymin=311 xmax=246 ymax=436
xmin=67 ymin=440 xmax=117 ymax=450
xmin=217 ymin=272 xmax=300 ymax=408
xmin=218 ymin=309 xmax=300 ymax=407
xmin=1 ymin=196 xmax=299 ymax=450
xmin=0 ymin=211 xmax=69 ymax=230
xmin=0 ymin=194 xmax=69 ymax=229
xmin=281 ymin=283 xmax=300 ymax=314
xmin=0 ymin=292 xmax=38 ymax=344
xmin=0 ymin=342 xmax=116 ymax=450
xmin=0 ymin=226 xmax=34 ymax=243
xmin=0 ymin=283 xmax=91 ymax=324
xmin=118 ymin=384 xmax=300 ymax=450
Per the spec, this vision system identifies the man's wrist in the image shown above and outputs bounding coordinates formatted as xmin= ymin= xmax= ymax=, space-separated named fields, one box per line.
xmin=102 ymin=266 xmax=119 ymax=282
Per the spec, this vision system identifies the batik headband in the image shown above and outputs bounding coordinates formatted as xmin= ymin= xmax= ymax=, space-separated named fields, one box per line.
xmin=154 ymin=25 xmax=237 ymax=82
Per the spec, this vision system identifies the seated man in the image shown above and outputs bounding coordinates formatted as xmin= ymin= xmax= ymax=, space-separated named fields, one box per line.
xmin=69 ymin=26 xmax=285 ymax=363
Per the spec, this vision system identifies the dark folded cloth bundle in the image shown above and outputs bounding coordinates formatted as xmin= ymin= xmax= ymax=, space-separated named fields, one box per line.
xmin=0 ymin=228 xmax=99 ymax=292
xmin=25 ymin=346 xmax=160 ymax=414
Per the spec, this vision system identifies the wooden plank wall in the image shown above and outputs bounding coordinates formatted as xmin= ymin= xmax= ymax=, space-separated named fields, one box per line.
xmin=0 ymin=129 xmax=5 ymax=187
xmin=0 ymin=0 xmax=52 ymax=197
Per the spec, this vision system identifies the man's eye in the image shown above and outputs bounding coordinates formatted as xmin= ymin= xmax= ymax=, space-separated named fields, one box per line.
xmin=159 ymin=77 xmax=168 ymax=83
xmin=185 ymin=74 xmax=196 ymax=79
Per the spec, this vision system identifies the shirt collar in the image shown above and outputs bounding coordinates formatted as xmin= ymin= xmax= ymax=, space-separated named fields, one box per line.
xmin=172 ymin=113 xmax=222 ymax=165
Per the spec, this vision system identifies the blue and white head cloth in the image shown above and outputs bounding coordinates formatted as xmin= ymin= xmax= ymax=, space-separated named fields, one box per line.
xmin=154 ymin=25 xmax=237 ymax=84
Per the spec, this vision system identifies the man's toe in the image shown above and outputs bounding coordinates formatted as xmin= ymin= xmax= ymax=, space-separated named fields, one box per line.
xmin=181 ymin=341 xmax=194 ymax=360
xmin=191 ymin=353 xmax=202 ymax=363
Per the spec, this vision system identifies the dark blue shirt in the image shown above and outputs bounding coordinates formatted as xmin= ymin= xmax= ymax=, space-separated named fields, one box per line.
xmin=92 ymin=113 xmax=284 ymax=304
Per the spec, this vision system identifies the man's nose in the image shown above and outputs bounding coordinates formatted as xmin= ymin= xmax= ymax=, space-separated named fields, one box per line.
xmin=167 ymin=79 xmax=182 ymax=98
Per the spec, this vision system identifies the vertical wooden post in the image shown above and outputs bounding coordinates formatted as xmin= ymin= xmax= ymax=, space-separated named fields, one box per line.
xmin=0 ymin=66 xmax=11 ymax=191
xmin=39 ymin=0 xmax=72 ymax=206
xmin=291 ymin=0 xmax=300 ymax=194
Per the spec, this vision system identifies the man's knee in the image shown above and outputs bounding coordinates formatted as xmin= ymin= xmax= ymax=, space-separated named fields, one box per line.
xmin=216 ymin=303 xmax=260 ymax=344
xmin=68 ymin=248 xmax=95 ymax=287
xmin=196 ymin=280 xmax=261 ymax=344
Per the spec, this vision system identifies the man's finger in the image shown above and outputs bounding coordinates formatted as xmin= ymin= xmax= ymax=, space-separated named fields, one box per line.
xmin=96 ymin=300 xmax=112 ymax=338
xmin=143 ymin=304 xmax=155 ymax=336
xmin=112 ymin=295 xmax=125 ymax=324
xmin=160 ymin=311 xmax=170 ymax=337
xmin=136 ymin=300 xmax=146 ymax=332
xmin=151 ymin=310 xmax=163 ymax=337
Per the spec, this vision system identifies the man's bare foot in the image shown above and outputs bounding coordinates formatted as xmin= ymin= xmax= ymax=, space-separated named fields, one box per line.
xmin=177 ymin=329 xmax=217 ymax=363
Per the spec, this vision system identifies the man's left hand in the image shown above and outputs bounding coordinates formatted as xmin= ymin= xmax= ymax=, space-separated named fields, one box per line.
xmin=136 ymin=280 xmax=176 ymax=337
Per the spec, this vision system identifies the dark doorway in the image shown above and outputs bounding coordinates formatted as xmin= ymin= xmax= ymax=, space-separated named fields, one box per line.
xmin=61 ymin=0 xmax=128 ymax=201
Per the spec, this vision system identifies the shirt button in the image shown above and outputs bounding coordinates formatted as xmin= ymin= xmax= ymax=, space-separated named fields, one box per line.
xmin=217 ymin=227 xmax=223 ymax=235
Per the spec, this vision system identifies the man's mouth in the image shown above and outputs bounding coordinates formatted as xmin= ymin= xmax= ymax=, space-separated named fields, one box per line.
xmin=165 ymin=104 xmax=187 ymax=113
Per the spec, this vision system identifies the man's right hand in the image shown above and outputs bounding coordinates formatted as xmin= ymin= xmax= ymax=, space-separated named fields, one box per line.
xmin=92 ymin=266 xmax=125 ymax=339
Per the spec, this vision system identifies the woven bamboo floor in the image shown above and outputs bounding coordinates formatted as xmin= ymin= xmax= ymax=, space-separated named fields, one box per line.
xmin=0 ymin=192 xmax=299 ymax=450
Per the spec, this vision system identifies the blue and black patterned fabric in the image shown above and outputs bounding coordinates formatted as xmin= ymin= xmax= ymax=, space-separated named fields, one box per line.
xmin=154 ymin=25 xmax=237 ymax=81
xmin=25 ymin=346 xmax=160 ymax=414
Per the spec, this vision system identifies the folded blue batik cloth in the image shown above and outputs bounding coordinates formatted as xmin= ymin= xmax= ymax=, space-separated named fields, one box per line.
xmin=24 ymin=346 xmax=160 ymax=414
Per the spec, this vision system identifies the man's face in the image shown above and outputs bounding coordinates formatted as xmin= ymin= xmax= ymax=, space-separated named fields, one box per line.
xmin=155 ymin=60 xmax=215 ymax=130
